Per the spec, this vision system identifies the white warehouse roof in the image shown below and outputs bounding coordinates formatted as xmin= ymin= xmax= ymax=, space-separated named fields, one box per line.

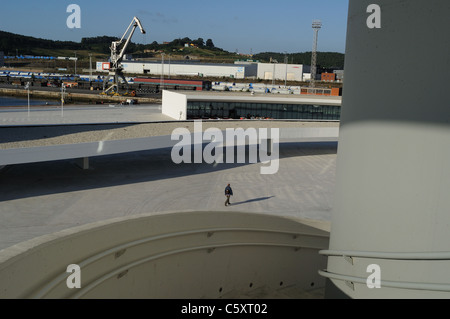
xmin=97 ymin=60 xmax=306 ymax=81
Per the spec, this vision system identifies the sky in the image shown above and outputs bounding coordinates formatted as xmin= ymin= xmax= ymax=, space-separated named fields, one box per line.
xmin=0 ymin=0 xmax=349 ymax=54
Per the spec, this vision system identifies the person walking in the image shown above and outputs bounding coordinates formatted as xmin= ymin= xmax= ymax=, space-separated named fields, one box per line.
xmin=224 ymin=183 xmax=233 ymax=206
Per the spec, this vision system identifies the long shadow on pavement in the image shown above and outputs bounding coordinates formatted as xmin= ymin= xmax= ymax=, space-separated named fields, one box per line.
xmin=0 ymin=142 xmax=337 ymax=202
xmin=228 ymin=196 xmax=275 ymax=206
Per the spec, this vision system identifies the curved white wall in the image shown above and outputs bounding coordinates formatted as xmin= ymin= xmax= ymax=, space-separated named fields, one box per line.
xmin=0 ymin=211 xmax=329 ymax=299
xmin=320 ymin=0 xmax=450 ymax=298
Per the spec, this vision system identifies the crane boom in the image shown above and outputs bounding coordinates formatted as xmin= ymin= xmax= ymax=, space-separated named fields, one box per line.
xmin=103 ymin=17 xmax=146 ymax=96
xmin=119 ymin=20 xmax=145 ymax=62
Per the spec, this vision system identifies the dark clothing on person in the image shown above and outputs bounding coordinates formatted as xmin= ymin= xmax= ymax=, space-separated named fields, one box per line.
xmin=225 ymin=184 xmax=233 ymax=206
xmin=225 ymin=185 xmax=233 ymax=196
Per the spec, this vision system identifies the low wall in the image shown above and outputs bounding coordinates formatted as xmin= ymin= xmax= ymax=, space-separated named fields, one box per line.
xmin=0 ymin=125 xmax=338 ymax=166
xmin=0 ymin=88 xmax=161 ymax=104
xmin=0 ymin=211 xmax=330 ymax=299
xmin=162 ymin=90 xmax=187 ymax=120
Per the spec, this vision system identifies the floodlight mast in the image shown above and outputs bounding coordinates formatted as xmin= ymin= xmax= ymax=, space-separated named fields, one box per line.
xmin=103 ymin=17 xmax=146 ymax=95
xmin=310 ymin=20 xmax=322 ymax=88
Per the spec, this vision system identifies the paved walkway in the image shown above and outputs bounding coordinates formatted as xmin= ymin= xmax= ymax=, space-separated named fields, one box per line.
xmin=0 ymin=104 xmax=168 ymax=126
xmin=0 ymin=142 xmax=337 ymax=251
xmin=0 ymin=104 xmax=338 ymax=252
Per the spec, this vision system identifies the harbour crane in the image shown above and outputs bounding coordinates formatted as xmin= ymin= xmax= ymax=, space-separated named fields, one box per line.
xmin=102 ymin=17 xmax=146 ymax=96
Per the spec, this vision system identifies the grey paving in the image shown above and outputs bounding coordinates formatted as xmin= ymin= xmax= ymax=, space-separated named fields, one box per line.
xmin=0 ymin=104 xmax=338 ymax=252
xmin=0 ymin=104 xmax=169 ymax=126
xmin=0 ymin=142 xmax=337 ymax=251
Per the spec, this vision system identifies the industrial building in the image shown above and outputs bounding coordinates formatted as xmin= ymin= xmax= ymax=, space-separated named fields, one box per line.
xmin=234 ymin=60 xmax=308 ymax=82
xmin=97 ymin=60 xmax=257 ymax=79
xmin=255 ymin=62 xmax=307 ymax=82
xmin=162 ymin=90 xmax=341 ymax=121
xmin=96 ymin=59 xmax=308 ymax=81
xmin=333 ymin=69 xmax=344 ymax=82
xmin=321 ymin=73 xmax=336 ymax=82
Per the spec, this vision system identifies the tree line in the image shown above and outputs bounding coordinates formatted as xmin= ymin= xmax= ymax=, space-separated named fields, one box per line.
xmin=0 ymin=30 xmax=344 ymax=68
xmin=0 ymin=31 xmax=221 ymax=56
xmin=252 ymin=52 xmax=345 ymax=70
xmin=0 ymin=31 xmax=80 ymax=55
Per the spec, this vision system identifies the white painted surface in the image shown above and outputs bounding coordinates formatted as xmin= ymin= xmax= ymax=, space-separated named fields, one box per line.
xmin=321 ymin=0 xmax=450 ymax=298
xmin=256 ymin=63 xmax=304 ymax=81
xmin=0 ymin=211 xmax=329 ymax=298
xmin=162 ymin=90 xmax=187 ymax=120
xmin=122 ymin=61 xmax=248 ymax=79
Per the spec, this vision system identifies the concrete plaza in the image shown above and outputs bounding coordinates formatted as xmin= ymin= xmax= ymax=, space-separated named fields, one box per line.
xmin=0 ymin=104 xmax=337 ymax=252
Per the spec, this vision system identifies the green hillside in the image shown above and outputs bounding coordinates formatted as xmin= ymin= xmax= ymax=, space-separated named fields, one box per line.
xmin=0 ymin=30 xmax=344 ymax=68
xmin=253 ymin=52 xmax=345 ymax=69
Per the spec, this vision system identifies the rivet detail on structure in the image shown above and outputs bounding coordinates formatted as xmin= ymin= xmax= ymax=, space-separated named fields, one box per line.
xmin=117 ymin=270 xmax=129 ymax=279
xmin=115 ymin=249 xmax=127 ymax=259
xmin=344 ymin=255 xmax=353 ymax=265
xmin=345 ymin=280 xmax=354 ymax=291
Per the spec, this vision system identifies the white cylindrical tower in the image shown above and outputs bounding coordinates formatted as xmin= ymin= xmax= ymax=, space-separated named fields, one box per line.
xmin=320 ymin=0 xmax=450 ymax=298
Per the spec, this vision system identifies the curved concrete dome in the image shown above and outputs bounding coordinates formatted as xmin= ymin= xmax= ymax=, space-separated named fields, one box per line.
xmin=0 ymin=211 xmax=329 ymax=299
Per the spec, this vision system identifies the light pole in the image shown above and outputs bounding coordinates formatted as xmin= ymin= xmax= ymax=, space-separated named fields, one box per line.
xmin=74 ymin=51 xmax=77 ymax=76
xmin=284 ymin=52 xmax=288 ymax=88
xmin=272 ymin=62 xmax=275 ymax=88
xmin=168 ymin=54 xmax=171 ymax=80
xmin=160 ymin=52 xmax=165 ymax=91
xmin=310 ymin=20 xmax=322 ymax=88
xmin=24 ymin=82 xmax=30 ymax=117
xmin=61 ymin=83 xmax=66 ymax=117
xmin=89 ymin=53 xmax=92 ymax=82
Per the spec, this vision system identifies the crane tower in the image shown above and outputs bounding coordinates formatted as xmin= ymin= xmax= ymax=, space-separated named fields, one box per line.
xmin=103 ymin=17 xmax=146 ymax=96
xmin=310 ymin=20 xmax=322 ymax=87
